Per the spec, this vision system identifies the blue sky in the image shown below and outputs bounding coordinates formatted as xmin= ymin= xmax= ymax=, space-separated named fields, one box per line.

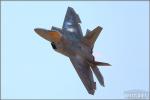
xmin=1 ymin=1 xmax=149 ymax=99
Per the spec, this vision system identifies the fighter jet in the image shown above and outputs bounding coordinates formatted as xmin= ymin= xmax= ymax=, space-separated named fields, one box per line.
xmin=34 ymin=7 xmax=111 ymax=95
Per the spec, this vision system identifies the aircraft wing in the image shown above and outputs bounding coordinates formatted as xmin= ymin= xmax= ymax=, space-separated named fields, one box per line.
xmin=62 ymin=7 xmax=83 ymax=41
xmin=69 ymin=56 xmax=95 ymax=95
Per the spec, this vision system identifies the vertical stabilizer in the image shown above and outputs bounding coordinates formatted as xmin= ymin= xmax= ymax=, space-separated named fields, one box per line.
xmin=82 ymin=26 xmax=102 ymax=48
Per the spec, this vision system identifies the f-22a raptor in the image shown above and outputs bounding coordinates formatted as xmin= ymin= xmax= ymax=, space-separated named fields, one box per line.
xmin=34 ymin=7 xmax=111 ymax=95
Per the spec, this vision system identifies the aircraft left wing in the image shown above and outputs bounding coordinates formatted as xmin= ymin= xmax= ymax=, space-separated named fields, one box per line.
xmin=69 ymin=56 xmax=96 ymax=95
xmin=62 ymin=7 xmax=83 ymax=41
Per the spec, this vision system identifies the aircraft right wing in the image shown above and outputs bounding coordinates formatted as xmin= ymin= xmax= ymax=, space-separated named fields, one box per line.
xmin=69 ymin=56 xmax=96 ymax=95
xmin=62 ymin=7 xmax=83 ymax=41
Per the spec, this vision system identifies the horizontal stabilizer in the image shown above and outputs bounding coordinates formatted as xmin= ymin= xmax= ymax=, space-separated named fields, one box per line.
xmin=94 ymin=61 xmax=111 ymax=66
xmin=91 ymin=66 xmax=105 ymax=86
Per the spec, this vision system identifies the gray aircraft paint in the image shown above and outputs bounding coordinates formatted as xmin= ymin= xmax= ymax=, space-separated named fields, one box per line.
xmin=34 ymin=7 xmax=111 ymax=95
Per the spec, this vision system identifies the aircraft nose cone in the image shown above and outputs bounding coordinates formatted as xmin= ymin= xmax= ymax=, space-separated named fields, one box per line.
xmin=34 ymin=28 xmax=62 ymax=43
xmin=34 ymin=28 xmax=44 ymax=34
xmin=34 ymin=28 xmax=48 ymax=36
xmin=34 ymin=28 xmax=39 ymax=33
xmin=34 ymin=28 xmax=50 ymax=41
